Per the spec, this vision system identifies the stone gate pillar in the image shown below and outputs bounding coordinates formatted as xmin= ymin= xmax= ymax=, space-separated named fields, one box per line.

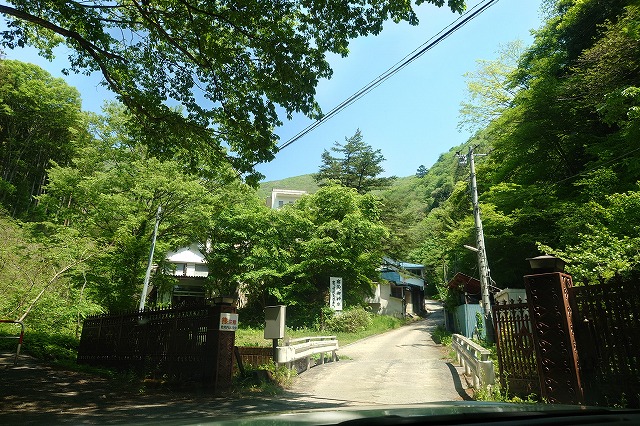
xmin=524 ymin=255 xmax=583 ymax=404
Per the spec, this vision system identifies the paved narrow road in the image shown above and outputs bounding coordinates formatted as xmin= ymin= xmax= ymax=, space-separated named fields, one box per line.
xmin=0 ymin=301 xmax=469 ymax=424
xmin=287 ymin=301 xmax=471 ymax=406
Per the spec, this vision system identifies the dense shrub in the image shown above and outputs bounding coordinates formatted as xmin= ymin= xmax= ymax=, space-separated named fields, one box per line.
xmin=432 ymin=324 xmax=452 ymax=346
xmin=324 ymin=307 xmax=372 ymax=333
xmin=22 ymin=331 xmax=79 ymax=362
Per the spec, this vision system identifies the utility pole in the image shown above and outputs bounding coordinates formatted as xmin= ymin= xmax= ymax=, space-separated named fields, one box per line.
xmin=458 ymin=146 xmax=495 ymax=343
xmin=139 ymin=205 xmax=161 ymax=311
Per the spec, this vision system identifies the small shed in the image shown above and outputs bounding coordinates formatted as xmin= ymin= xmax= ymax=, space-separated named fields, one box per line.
xmin=445 ymin=272 xmax=484 ymax=339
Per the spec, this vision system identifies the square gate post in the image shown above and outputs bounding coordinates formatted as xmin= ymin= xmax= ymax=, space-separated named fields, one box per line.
xmin=525 ymin=258 xmax=583 ymax=405
xmin=206 ymin=298 xmax=238 ymax=394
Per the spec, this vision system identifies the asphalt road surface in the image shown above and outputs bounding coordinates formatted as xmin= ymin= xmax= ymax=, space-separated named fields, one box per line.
xmin=286 ymin=300 xmax=470 ymax=406
xmin=0 ymin=301 xmax=469 ymax=424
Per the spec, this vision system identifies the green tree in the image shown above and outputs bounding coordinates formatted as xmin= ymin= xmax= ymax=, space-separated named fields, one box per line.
xmin=41 ymin=135 xmax=214 ymax=311
xmin=0 ymin=0 xmax=464 ymax=182
xmin=413 ymin=0 xmax=640 ymax=291
xmin=204 ymin=184 xmax=387 ymax=327
xmin=540 ymin=187 xmax=640 ymax=283
xmin=486 ymin=0 xmax=633 ymax=188
xmin=290 ymin=186 xmax=388 ymax=316
xmin=0 ymin=212 xmax=101 ymax=336
xmin=203 ymin=182 xmax=285 ymax=299
xmin=458 ymin=40 xmax=525 ymax=132
xmin=0 ymin=60 xmax=89 ymax=218
xmin=314 ymin=129 xmax=396 ymax=193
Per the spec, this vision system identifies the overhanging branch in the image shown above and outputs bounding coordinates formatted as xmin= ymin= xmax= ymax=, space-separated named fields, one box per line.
xmin=0 ymin=5 xmax=123 ymax=62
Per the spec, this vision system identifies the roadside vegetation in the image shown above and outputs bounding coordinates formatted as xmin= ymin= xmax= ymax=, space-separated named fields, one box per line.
xmin=431 ymin=324 xmax=539 ymax=404
xmin=233 ymin=309 xmax=409 ymax=394
xmin=1 ymin=1 xmax=639 ymax=402
xmin=236 ymin=308 xmax=409 ymax=348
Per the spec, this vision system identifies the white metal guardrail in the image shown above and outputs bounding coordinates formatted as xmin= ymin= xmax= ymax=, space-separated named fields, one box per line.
xmin=452 ymin=333 xmax=495 ymax=388
xmin=276 ymin=336 xmax=339 ymax=371
xmin=0 ymin=320 xmax=24 ymax=365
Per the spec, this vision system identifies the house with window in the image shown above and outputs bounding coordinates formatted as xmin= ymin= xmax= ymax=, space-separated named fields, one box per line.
xmin=154 ymin=243 xmax=210 ymax=305
xmin=266 ymin=188 xmax=307 ymax=209
xmin=367 ymin=257 xmax=426 ymax=318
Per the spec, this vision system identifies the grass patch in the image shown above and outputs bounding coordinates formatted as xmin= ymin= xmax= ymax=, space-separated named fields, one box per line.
xmin=234 ymin=362 xmax=298 ymax=395
xmin=235 ymin=314 xmax=409 ymax=347
xmin=473 ymin=384 xmax=539 ymax=404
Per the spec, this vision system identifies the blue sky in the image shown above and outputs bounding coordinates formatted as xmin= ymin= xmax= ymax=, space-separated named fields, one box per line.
xmin=3 ymin=0 xmax=544 ymax=183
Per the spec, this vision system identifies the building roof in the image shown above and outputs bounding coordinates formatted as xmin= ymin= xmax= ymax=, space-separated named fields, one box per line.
xmin=165 ymin=244 xmax=206 ymax=264
xmin=447 ymin=272 xmax=481 ymax=295
xmin=380 ymin=257 xmax=425 ymax=288
xmin=399 ymin=261 xmax=424 ymax=270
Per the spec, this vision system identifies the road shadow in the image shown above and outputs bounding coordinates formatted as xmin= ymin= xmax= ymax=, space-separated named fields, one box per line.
xmin=0 ymin=352 xmax=349 ymax=425
xmin=446 ymin=362 xmax=474 ymax=401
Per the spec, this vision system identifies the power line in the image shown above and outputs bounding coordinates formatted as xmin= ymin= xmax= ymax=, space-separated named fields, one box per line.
xmin=552 ymin=146 xmax=640 ymax=186
xmin=277 ymin=0 xmax=500 ymax=151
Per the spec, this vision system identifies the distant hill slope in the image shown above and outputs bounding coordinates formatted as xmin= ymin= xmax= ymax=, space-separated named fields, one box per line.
xmin=257 ymin=174 xmax=320 ymax=200
xmin=258 ymin=173 xmax=421 ymax=201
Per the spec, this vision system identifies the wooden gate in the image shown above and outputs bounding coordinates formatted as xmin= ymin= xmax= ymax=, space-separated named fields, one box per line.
xmin=569 ymin=277 xmax=640 ymax=408
xmin=492 ymin=299 xmax=540 ymax=397
xmin=78 ymin=303 xmax=237 ymax=391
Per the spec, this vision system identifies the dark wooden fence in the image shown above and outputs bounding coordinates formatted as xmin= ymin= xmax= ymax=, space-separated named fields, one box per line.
xmin=78 ymin=304 xmax=224 ymax=382
xmin=570 ymin=277 xmax=640 ymax=408
xmin=492 ymin=299 xmax=539 ymax=397
xmin=494 ymin=274 xmax=640 ymax=407
xmin=233 ymin=346 xmax=273 ymax=372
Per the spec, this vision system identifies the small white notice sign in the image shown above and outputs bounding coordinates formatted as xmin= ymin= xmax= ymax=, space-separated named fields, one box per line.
xmin=330 ymin=277 xmax=343 ymax=311
xmin=219 ymin=313 xmax=239 ymax=331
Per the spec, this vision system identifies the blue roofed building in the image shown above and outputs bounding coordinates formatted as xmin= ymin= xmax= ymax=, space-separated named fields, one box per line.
xmin=367 ymin=257 xmax=426 ymax=318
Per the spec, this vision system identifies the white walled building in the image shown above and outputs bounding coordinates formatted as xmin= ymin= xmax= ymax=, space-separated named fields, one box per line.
xmin=156 ymin=243 xmax=209 ymax=305
xmin=367 ymin=258 xmax=426 ymax=318
xmin=266 ymin=188 xmax=307 ymax=209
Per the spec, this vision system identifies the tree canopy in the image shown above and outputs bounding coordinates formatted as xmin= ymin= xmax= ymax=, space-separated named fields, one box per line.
xmin=204 ymin=184 xmax=388 ymax=327
xmin=409 ymin=0 xmax=640 ymax=291
xmin=0 ymin=0 xmax=464 ymax=183
xmin=314 ymin=129 xmax=396 ymax=193
xmin=0 ymin=60 xmax=88 ymax=218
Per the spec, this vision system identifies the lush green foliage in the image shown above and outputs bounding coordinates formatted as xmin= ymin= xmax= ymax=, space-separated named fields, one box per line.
xmin=41 ymin=134 xmax=216 ymax=312
xmin=0 ymin=0 xmax=464 ymax=183
xmin=0 ymin=60 xmax=88 ymax=218
xmin=323 ymin=307 xmax=372 ymax=333
xmin=409 ymin=0 xmax=640 ymax=293
xmin=431 ymin=324 xmax=452 ymax=346
xmin=206 ymin=184 xmax=388 ymax=328
xmin=314 ymin=129 xmax=396 ymax=194
xmin=234 ymin=314 xmax=407 ymax=348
